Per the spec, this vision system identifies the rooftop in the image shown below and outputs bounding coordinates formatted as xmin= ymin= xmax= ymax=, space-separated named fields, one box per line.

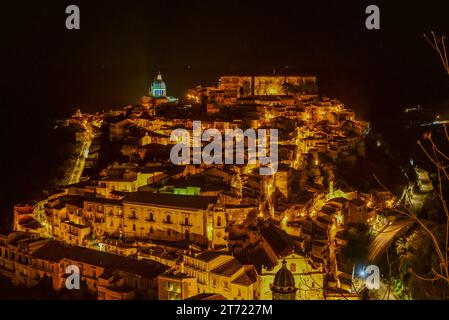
xmin=211 ymin=258 xmax=242 ymax=276
xmin=123 ymin=192 xmax=217 ymax=210
xmin=194 ymin=251 xmax=226 ymax=263
xmin=32 ymin=240 xmax=168 ymax=278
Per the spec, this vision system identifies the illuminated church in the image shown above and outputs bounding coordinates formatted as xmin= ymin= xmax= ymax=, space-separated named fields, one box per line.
xmin=150 ymin=72 xmax=167 ymax=98
xmin=270 ymin=260 xmax=297 ymax=300
xmin=142 ymin=72 xmax=177 ymax=108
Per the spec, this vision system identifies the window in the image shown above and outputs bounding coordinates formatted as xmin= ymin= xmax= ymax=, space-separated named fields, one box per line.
xmin=110 ymin=221 xmax=113 ymax=227
xmin=166 ymin=215 xmax=171 ymax=224
xmin=133 ymin=224 xmax=136 ymax=232
xmin=184 ymin=217 xmax=189 ymax=226
xmin=150 ymin=227 xmax=153 ymax=234
xmin=167 ymin=229 xmax=171 ymax=236
xmin=217 ymin=216 xmax=222 ymax=227
xmin=290 ymin=263 xmax=296 ymax=273
xmin=149 ymin=212 xmax=154 ymax=221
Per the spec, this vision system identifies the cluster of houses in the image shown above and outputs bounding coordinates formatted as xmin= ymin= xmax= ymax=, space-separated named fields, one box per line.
xmin=2 ymin=73 xmax=396 ymax=300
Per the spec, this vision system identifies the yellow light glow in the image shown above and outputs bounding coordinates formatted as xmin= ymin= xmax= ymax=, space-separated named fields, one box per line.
xmin=385 ymin=199 xmax=394 ymax=208
xmin=207 ymin=224 xmax=213 ymax=241
xmin=336 ymin=214 xmax=344 ymax=225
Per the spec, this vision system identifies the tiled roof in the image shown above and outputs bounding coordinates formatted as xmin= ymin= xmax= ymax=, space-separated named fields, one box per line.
xmin=21 ymin=219 xmax=43 ymax=230
xmin=32 ymin=240 xmax=67 ymax=262
xmin=85 ymin=196 xmax=122 ymax=206
xmin=211 ymin=258 xmax=242 ymax=276
xmin=185 ymin=293 xmax=227 ymax=300
xmin=246 ymin=247 xmax=275 ymax=270
xmin=118 ymin=259 xmax=168 ymax=278
xmin=32 ymin=241 xmax=168 ymax=279
xmin=260 ymin=223 xmax=295 ymax=257
xmin=124 ymin=192 xmax=217 ymax=210
xmin=231 ymin=268 xmax=258 ymax=286
xmin=194 ymin=251 xmax=225 ymax=262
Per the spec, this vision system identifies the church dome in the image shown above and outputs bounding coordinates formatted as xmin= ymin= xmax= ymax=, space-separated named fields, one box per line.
xmin=270 ymin=259 xmax=297 ymax=300
xmin=273 ymin=259 xmax=296 ymax=288
xmin=151 ymin=72 xmax=167 ymax=97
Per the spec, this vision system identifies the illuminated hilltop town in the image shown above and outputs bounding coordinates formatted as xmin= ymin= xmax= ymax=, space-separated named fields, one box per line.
xmin=1 ymin=72 xmax=397 ymax=300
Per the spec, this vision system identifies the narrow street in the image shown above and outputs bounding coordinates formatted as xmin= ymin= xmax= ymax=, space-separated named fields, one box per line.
xmin=68 ymin=123 xmax=94 ymax=185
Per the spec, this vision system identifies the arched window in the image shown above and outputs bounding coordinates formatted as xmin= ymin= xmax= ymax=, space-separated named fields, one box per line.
xmin=217 ymin=216 xmax=222 ymax=227
xmin=290 ymin=263 xmax=296 ymax=273
xmin=166 ymin=215 xmax=171 ymax=224
xmin=149 ymin=212 xmax=154 ymax=221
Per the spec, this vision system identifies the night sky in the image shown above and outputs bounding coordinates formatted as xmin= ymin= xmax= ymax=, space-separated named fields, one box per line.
xmin=2 ymin=1 xmax=449 ymax=115
xmin=1 ymin=0 xmax=449 ymax=227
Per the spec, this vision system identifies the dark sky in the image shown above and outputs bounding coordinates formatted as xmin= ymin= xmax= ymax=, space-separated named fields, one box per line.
xmin=2 ymin=0 xmax=449 ymax=119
